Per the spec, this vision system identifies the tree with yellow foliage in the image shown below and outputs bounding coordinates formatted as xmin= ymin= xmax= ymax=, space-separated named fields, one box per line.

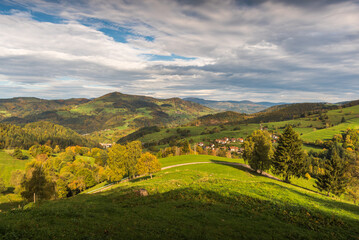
xmin=136 ymin=152 xmax=161 ymax=179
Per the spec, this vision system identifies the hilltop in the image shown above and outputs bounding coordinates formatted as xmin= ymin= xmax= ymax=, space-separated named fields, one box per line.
xmin=0 ymin=92 xmax=215 ymax=134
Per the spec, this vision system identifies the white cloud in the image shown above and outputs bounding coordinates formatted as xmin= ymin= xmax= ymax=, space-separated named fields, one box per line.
xmin=0 ymin=0 xmax=359 ymax=102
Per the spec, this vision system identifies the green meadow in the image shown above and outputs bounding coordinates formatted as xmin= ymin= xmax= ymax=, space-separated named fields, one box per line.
xmin=0 ymin=155 xmax=357 ymax=239
xmin=0 ymin=150 xmax=30 ymax=186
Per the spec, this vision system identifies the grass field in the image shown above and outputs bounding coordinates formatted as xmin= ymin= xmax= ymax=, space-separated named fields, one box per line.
xmin=0 ymin=155 xmax=357 ymax=239
xmin=0 ymin=150 xmax=30 ymax=186
xmin=301 ymin=117 xmax=359 ymax=142
xmin=159 ymin=155 xmax=245 ymax=167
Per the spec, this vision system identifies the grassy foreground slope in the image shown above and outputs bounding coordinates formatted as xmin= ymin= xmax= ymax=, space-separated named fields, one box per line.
xmin=0 ymin=155 xmax=358 ymax=240
xmin=0 ymin=150 xmax=30 ymax=186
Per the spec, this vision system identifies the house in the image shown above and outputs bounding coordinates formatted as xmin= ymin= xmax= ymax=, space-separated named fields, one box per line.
xmin=198 ymin=142 xmax=204 ymax=147
xmin=238 ymin=138 xmax=244 ymax=143
xmin=231 ymin=138 xmax=237 ymax=142
xmin=272 ymin=134 xmax=279 ymax=140
xmin=100 ymin=143 xmax=113 ymax=149
xmin=229 ymin=146 xmax=239 ymax=152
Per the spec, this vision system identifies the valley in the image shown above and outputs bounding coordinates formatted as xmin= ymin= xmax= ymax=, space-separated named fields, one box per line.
xmin=0 ymin=92 xmax=359 ymax=240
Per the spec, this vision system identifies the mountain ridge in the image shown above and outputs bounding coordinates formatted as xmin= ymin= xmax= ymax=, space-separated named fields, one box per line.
xmin=0 ymin=92 xmax=216 ymax=134
xmin=183 ymin=97 xmax=287 ymax=113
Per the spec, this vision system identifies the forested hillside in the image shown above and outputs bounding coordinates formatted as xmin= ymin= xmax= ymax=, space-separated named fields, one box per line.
xmin=0 ymin=92 xmax=215 ymax=134
xmin=192 ymin=103 xmax=338 ymax=126
xmin=0 ymin=97 xmax=89 ymax=120
xmin=0 ymin=121 xmax=98 ymax=149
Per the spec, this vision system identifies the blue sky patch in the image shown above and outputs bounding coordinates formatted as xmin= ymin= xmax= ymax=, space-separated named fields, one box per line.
xmin=144 ymin=54 xmax=196 ymax=61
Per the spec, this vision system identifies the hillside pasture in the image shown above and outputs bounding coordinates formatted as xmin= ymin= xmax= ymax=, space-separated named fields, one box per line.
xmin=0 ymin=150 xmax=30 ymax=186
xmin=0 ymin=155 xmax=357 ymax=239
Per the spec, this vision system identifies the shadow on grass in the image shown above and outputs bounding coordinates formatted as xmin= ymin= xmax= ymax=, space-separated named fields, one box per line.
xmin=3 ymin=187 xmax=15 ymax=194
xmin=0 ymin=199 xmax=24 ymax=212
xmin=209 ymin=159 xmax=329 ymax=198
xmin=3 ymin=186 xmax=358 ymax=240
xmin=209 ymin=160 xmax=280 ymax=181
xmin=264 ymin=182 xmax=359 ymax=217
xmin=129 ymin=175 xmax=152 ymax=183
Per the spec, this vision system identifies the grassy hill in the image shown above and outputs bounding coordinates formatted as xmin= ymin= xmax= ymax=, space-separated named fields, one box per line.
xmin=117 ymin=101 xmax=359 ymax=152
xmin=0 ymin=97 xmax=89 ymax=120
xmin=0 ymin=155 xmax=357 ymax=239
xmin=1 ymin=92 xmax=215 ymax=134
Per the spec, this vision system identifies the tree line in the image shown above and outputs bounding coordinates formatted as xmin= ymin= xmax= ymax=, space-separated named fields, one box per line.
xmin=243 ymin=125 xmax=358 ymax=200
xmin=0 ymin=121 xmax=98 ymax=149
xmin=9 ymin=141 xmax=160 ymax=203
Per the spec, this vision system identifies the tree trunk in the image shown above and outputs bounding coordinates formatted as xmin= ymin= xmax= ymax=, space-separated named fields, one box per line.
xmin=150 ymin=173 xmax=152 ymax=179
xmin=285 ymin=175 xmax=290 ymax=183
xmin=33 ymin=192 xmax=36 ymax=203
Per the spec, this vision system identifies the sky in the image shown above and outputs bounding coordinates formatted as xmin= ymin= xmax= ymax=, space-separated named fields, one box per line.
xmin=0 ymin=0 xmax=359 ymax=102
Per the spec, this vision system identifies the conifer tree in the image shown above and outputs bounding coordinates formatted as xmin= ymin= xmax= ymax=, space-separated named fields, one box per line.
xmin=315 ymin=142 xmax=349 ymax=196
xmin=243 ymin=130 xmax=273 ymax=174
xmin=272 ymin=125 xmax=306 ymax=183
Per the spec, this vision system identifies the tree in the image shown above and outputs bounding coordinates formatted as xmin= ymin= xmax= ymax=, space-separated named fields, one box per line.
xmin=94 ymin=150 xmax=108 ymax=166
xmin=124 ymin=141 xmax=142 ymax=179
xmin=21 ymin=160 xmax=55 ymax=203
xmin=272 ymin=125 xmax=306 ymax=183
xmin=29 ymin=145 xmax=53 ymax=158
xmin=341 ymin=116 xmax=346 ymax=123
xmin=12 ymin=148 xmax=27 ymax=160
xmin=315 ymin=143 xmax=350 ymax=196
xmin=108 ymin=141 xmax=143 ymax=180
xmin=243 ymin=130 xmax=273 ymax=174
xmin=136 ymin=152 xmax=161 ymax=179
xmin=55 ymin=178 xmax=69 ymax=199
xmin=54 ymin=145 xmax=61 ymax=154
xmin=107 ymin=144 xmax=127 ymax=182
xmin=10 ymin=169 xmax=25 ymax=193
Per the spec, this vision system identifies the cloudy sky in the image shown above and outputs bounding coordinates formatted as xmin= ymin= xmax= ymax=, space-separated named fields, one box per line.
xmin=0 ymin=0 xmax=359 ymax=102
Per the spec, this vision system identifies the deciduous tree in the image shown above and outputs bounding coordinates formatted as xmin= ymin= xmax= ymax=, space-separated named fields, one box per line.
xmin=243 ymin=130 xmax=273 ymax=174
xmin=21 ymin=160 xmax=55 ymax=203
xmin=136 ymin=152 xmax=161 ymax=179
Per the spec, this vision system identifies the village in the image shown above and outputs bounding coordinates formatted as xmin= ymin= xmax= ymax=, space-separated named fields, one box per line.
xmin=196 ymin=133 xmax=279 ymax=154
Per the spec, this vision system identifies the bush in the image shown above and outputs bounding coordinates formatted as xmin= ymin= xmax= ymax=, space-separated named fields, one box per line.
xmin=12 ymin=148 xmax=27 ymax=160
xmin=304 ymin=173 xmax=311 ymax=180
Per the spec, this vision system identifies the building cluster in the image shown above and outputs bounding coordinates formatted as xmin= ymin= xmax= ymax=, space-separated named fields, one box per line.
xmin=196 ymin=137 xmax=245 ymax=154
xmin=215 ymin=137 xmax=244 ymax=144
xmin=195 ymin=133 xmax=279 ymax=154
xmin=100 ymin=143 xmax=113 ymax=149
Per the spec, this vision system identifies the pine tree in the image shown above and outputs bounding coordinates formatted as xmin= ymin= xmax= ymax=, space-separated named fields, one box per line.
xmin=243 ymin=130 xmax=273 ymax=174
xmin=272 ymin=125 xmax=306 ymax=183
xmin=315 ymin=143 xmax=349 ymax=196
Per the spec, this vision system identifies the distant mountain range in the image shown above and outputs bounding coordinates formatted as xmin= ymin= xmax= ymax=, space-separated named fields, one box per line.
xmin=0 ymin=92 xmax=215 ymax=133
xmin=183 ymin=98 xmax=287 ymax=113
